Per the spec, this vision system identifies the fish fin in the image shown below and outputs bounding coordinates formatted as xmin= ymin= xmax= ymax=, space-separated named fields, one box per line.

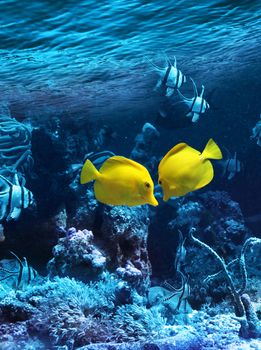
xmin=100 ymin=156 xmax=147 ymax=173
xmin=177 ymin=89 xmax=191 ymax=102
xmin=200 ymin=85 xmax=205 ymax=98
xmin=80 ymin=160 xmax=100 ymax=184
xmin=186 ymin=112 xmax=193 ymax=117
xmin=201 ymin=139 xmax=222 ymax=160
xmin=173 ymin=56 xmax=177 ymax=68
xmin=159 ymin=143 xmax=201 ymax=172
xmin=190 ymin=77 xmax=198 ymax=97
xmin=145 ymin=56 xmax=164 ymax=71
xmin=166 ymin=88 xmax=174 ymax=97
xmin=0 ymin=174 xmax=13 ymax=186
xmin=194 ymin=163 xmax=214 ymax=190
xmin=228 ymin=173 xmax=234 ymax=180
xmin=159 ymin=143 xmax=188 ymax=171
xmin=192 ymin=113 xmax=199 ymax=122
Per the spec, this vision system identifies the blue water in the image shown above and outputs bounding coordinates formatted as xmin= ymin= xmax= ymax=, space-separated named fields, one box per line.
xmin=0 ymin=0 xmax=260 ymax=89
xmin=0 ymin=0 xmax=260 ymax=212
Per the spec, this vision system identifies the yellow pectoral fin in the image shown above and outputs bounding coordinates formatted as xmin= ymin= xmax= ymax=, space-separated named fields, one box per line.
xmin=162 ymin=184 xmax=171 ymax=201
xmin=80 ymin=160 xmax=100 ymax=184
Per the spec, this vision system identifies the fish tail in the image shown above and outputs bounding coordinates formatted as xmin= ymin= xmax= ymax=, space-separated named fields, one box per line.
xmin=201 ymin=139 xmax=223 ymax=160
xmin=80 ymin=159 xmax=100 ymax=184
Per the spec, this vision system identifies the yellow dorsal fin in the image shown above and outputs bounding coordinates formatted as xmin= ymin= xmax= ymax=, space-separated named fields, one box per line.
xmin=201 ymin=139 xmax=222 ymax=160
xmin=159 ymin=143 xmax=198 ymax=171
xmin=100 ymin=156 xmax=146 ymax=173
xmin=80 ymin=160 xmax=100 ymax=184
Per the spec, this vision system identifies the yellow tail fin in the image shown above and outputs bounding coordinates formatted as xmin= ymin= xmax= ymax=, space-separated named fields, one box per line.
xmin=201 ymin=139 xmax=222 ymax=160
xmin=80 ymin=160 xmax=100 ymax=184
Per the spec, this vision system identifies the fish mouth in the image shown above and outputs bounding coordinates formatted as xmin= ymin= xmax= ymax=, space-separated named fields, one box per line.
xmin=149 ymin=196 xmax=159 ymax=207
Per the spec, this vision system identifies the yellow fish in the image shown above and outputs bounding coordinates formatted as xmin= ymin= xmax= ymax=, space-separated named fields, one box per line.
xmin=158 ymin=139 xmax=222 ymax=200
xmin=80 ymin=156 xmax=158 ymax=207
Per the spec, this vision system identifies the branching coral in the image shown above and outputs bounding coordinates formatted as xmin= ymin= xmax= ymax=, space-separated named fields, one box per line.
xmin=189 ymin=227 xmax=261 ymax=339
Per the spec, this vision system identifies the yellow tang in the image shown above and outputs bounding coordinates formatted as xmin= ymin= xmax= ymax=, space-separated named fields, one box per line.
xmin=158 ymin=138 xmax=222 ymax=200
xmin=80 ymin=156 xmax=158 ymax=207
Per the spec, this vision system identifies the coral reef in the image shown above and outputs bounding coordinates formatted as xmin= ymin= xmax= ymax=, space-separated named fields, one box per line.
xmin=101 ymin=205 xmax=152 ymax=293
xmin=130 ymin=122 xmax=160 ymax=175
xmin=47 ymin=227 xmax=106 ymax=281
xmin=169 ymin=191 xmax=250 ymax=254
xmin=189 ymin=227 xmax=261 ymax=339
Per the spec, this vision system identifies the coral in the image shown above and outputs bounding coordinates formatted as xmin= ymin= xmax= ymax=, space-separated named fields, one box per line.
xmin=101 ymin=205 xmax=151 ymax=293
xmin=130 ymin=123 xmax=160 ymax=166
xmin=189 ymin=228 xmax=261 ymax=339
xmin=165 ymin=190 xmax=252 ymax=308
xmin=170 ymin=191 xmax=250 ymax=253
xmin=47 ymin=228 xmax=106 ymax=281
xmin=70 ymin=189 xmax=100 ymax=230
xmin=0 ymin=115 xmax=33 ymax=174
xmin=169 ymin=201 xmax=203 ymax=229
xmin=0 ymin=295 xmax=36 ymax=322
xmin=112 ymin=304 xmax=169 ymax=342
xmin=0 ymin=274 xmax=171 ymax=348
xmin=0 ymin=322 xmax=29 ymax=347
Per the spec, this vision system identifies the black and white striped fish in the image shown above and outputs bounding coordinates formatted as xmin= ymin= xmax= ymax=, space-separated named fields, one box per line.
xmin=0 ymin=174 xmax=34 ymax=222
xmin=178 ymin=78 xmax=210 ymax=122
xmin=220 ymin=151 xmax=241 ymax=180
xmin=93 ymin=125 xmax=116 ymax=150
xmin=163 ymin=271 xmax=191 ymax=312
xmin=0 ymin=251 xmax=38 ymax=290
xmin=148 ymin=55 xmax=186 ymax=96
xmin=84 ymin=150 xmax=116 ymax=169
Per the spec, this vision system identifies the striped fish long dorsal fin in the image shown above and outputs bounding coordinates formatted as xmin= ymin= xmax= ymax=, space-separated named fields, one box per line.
xmin=0 ymin=174 xmax=13 ymax=187
xmin=190 ymin=77 xmax=198 ymax=97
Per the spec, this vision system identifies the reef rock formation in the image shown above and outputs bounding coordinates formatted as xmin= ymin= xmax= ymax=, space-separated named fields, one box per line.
xmin=101 ymin=205 xmax=151 ymax=293
xmin=47 ymin=227 xmax=106 ymax=282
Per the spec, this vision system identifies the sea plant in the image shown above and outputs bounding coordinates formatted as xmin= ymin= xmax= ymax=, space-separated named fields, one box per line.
xmin=189 ymin=227 xmax=261 ymax=339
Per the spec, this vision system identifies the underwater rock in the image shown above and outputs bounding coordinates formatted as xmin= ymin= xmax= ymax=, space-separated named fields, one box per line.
xmin=0 ymin=295 xmax=36 ymax=321
xmin=47 ymin=227 xmax=106 ymax=281
xmin=77 ymin=327 xmax=202 ymax=350
xmin=169 ymin=190 xmax=250 ymax=255
xmin=170 ymin=201 xmax=204 ymax=229
xmin=70 ymin=188 xmax=100 ymax=230
xmin=165 ymin=191 xmax=252 ymax=307
xmin=0 ymin=322 xmax=30 ymax=348
xmin=101 ymin=205 xmax=151 ymax=293
xmin=130 ymin=122 xmax=159 ymax=174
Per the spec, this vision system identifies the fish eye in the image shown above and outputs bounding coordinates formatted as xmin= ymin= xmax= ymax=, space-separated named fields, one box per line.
xmin=145 ymin=182 xmax=151 ymax=189
xmin=159 ymin=180 xmax=162 ymax=185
